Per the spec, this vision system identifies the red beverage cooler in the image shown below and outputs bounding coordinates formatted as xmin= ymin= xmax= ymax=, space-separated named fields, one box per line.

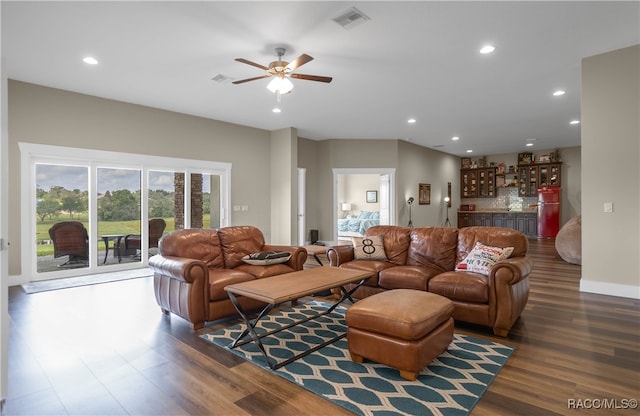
xmin=537 ymin=187 xmax=561 ymax=238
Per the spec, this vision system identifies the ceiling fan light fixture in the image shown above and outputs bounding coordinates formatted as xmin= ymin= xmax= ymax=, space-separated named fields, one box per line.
xmin=267 ymin=76 xmax=294 ymax=94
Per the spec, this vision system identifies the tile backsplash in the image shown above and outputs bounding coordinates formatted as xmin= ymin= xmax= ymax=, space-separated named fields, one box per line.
xmin=461 ymin=187 xmax=537 ymax=210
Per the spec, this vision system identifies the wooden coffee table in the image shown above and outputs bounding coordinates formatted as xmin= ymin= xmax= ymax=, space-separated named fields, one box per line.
xmin=224 ymin=267 xmax=372 ymax=369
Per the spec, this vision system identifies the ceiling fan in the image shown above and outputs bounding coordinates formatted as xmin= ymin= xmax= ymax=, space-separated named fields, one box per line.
xmin=233 ymin=47 xmax=332 ymax=94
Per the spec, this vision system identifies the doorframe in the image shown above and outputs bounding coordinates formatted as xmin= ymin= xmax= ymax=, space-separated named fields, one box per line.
xmin=0 ymin=56 xmax=9 ymax=411
xmin=297 ymin=168 xmax=306 ymax=245
xmin=332 ymin=168 xmax=396 ymax=241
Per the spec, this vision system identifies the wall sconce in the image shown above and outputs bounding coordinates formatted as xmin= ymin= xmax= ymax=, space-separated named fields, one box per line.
xmin=407 ymin=197 xmax=414 ymax=228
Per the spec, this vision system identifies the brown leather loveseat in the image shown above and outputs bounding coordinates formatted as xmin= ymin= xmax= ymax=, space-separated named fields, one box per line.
xmin=149 ymin=225 xmax=307 ymax=329
xmin=327 ymin=225 xmax=532 ymax=336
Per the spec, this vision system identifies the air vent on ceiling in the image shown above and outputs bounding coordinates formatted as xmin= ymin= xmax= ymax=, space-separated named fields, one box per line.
xmin=211 ymin=74 xmax=230 ymax=83
xmin=432 ymin=145 xmax=445 ymax=148
xmin=333 ymin=7 xmax=370 ymax=30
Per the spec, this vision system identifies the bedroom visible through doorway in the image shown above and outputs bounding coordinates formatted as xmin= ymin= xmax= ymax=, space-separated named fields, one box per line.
xmin=333 ymin=168 xmax=395 ymax=242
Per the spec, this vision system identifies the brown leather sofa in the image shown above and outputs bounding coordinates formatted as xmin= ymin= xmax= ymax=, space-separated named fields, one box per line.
xmin=148 ymin=225 xmax=307 ymax=329
xmin=327 ymin=225 xmax=532 ymax=336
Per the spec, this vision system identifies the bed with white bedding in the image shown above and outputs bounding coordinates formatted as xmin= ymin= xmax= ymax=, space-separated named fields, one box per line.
xmin=337 ymin=211 xmax=380 ymax=239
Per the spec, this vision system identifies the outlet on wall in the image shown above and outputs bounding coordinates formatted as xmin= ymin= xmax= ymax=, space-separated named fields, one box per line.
xmin=604 ymin=202 xmax=614 ymax=213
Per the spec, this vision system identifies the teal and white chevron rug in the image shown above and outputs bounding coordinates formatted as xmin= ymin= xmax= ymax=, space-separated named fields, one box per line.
xmin=201 ymin=301 xmax=513 ymax=416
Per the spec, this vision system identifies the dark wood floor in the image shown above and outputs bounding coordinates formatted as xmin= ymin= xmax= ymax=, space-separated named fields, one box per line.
xmin=6 ymin=239 xmax=640 ymax=415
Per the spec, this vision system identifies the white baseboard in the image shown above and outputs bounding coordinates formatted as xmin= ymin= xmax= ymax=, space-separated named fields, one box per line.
xmin=7 ymin=274 xmax=26 ymax=287
xmin=580 ymin=279 xmax=640 ymax=299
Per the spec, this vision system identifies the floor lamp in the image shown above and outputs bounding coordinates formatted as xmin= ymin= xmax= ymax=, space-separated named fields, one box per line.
xmin=407 ymin=197 xmax=414 ymax=227
xmin=444 ymin=196 xmax=452 ymax=227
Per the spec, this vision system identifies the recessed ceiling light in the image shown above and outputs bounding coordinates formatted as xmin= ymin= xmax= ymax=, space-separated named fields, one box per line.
xmin=526 ymin=143 xmax=534 ymax=147
xmin=466 ymin=149 xmax=473 ymax=153
xmin=451 ymin=136 xmax=460 ymax=141
xmin=407 ymin=118 xmax=416 ymax=124
xmin=480 ymin=45 xmax=495 ymax=54
xmin=553 ymin=90 xmax=565 ymax=97
xmin=82 ymin=56 xmax=98 ymax=65
xmin=570 ymin=120 xmax=580 ymax=125
xmin=272 ymin=107 xmax=281 ymax=113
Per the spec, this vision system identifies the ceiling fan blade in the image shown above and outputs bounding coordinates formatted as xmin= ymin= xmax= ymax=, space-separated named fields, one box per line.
xmin=286 ymin=54 xmax=313 ymax=71
xmin=235 ymin=58 xmax=269 ymax=71
xmin=290 ymin=73 xmax=333 ymax=83
xmin=232 ymin=74 xmax=272 ymax=84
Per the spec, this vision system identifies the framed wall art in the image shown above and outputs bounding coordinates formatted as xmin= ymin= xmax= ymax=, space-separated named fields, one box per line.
xmin=366 ymin=190 xmax=377 ymax=203
xmin=419 ymin=183 xmax=431 ymax=205
xmin=518 ymin=152 xmax=533 ymax=165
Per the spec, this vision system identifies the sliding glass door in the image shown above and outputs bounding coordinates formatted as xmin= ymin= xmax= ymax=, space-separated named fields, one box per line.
xmin=35 ymin=164 xmax=89 ymax=272
xmin=190 ymin=172 xmax=222 ymax=230
xmin=97 ymin=167 xmax=142 ymax=267
xmin=22 ymin=143 xmax=231 ymax=281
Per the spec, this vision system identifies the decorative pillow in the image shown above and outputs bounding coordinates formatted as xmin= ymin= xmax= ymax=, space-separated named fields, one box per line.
xmin=455 ymin=242 xmax=514 ymax=276
xmin=242 ymin=251 xmax=291 ymax=265
xmin=352 ymin=235 xmax=388 ymax=261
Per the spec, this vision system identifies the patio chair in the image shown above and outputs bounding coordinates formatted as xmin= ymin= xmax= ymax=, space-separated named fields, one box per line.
xmin=48 ymin=221 xmax=89 ymax=267
xmin=121 ymin=218 xmax=167 ymax=258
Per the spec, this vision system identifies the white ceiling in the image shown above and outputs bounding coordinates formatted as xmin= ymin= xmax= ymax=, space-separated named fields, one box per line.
xmin=2 ymin=1 xmax=639 ymax=157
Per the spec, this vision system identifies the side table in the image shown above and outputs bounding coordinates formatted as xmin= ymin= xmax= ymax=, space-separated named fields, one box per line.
xmin=100 ymin=234 xmax=124 ymax=264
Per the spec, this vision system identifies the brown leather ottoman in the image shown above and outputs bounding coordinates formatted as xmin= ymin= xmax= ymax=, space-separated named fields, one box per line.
xmin=345 ymin=289 xmax=454 ymax=380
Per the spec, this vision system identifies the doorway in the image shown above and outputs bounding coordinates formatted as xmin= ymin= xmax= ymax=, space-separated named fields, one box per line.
xmin=333 ymin=168 xmax=395 ymax=241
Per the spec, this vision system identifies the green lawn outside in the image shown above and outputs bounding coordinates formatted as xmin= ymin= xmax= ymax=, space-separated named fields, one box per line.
xmin=35 ymin=215 xmax=186 ymax=256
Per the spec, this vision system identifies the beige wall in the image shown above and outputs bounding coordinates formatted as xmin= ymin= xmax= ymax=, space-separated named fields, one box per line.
xmin=270 ymin=127 xmax=297 ymax=245
xmin=397 ymin=141 xmax=460 ymax=228
xmin=8 ymin=80 xmax=275 ymax=276
xmin=338 ymin=174 xmax=381 ymax=215
xmin=301 ymin=139 xmax=400 ymax=242
xmin=298 ymin=138 xmax=321 ymax=242
xmin=581 ymin=45 xmax=639 ymax=298
xmin=298 ymin=138 xmax=460 ymax=240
